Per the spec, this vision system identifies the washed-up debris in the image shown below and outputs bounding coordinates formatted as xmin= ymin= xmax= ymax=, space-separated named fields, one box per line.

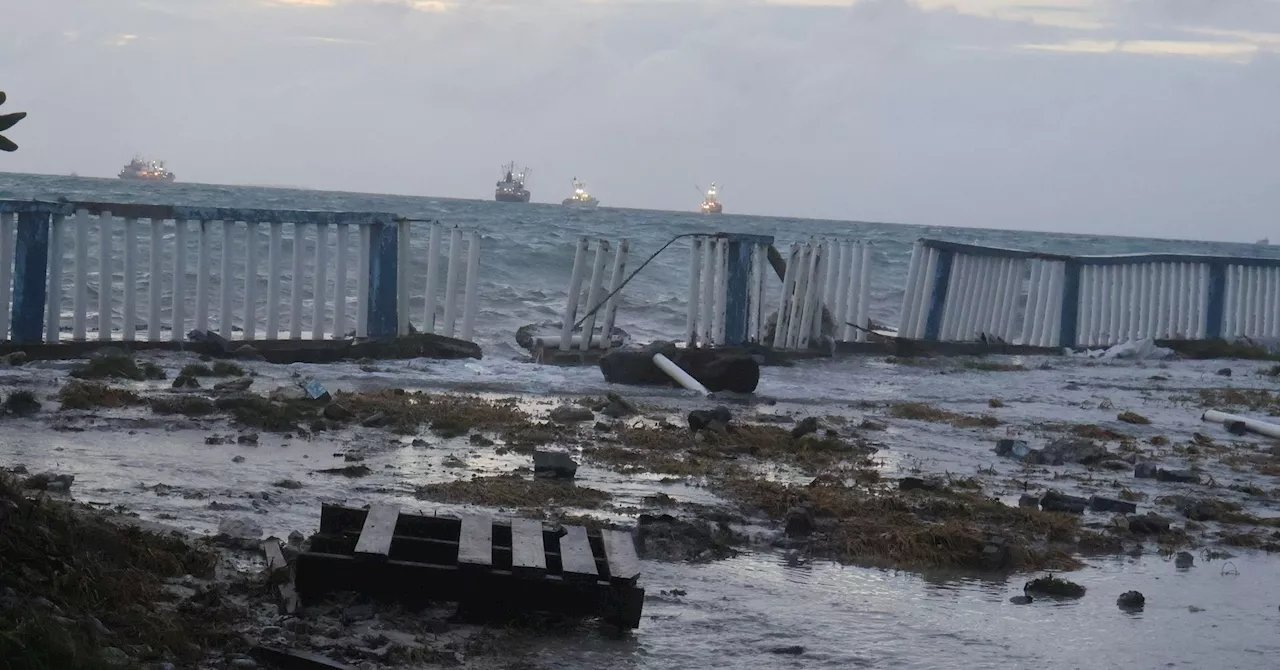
xmin=1126 ymin=513 xmax=1171 ymax=534
xmin=1040 ymin=490 xmax=1088 ymax=514
xmin=602 ymin=391 xmax=639 ymax=418
xmin=1117 ymin=591 xmax=1145 ymax=611
xmin=636 ymin=512 xmax=744 ymax=562
xmin=1089 ymin=495 xmax=1137 ymax=515
xmin=995 ymin=437 xmax=1109 ymax=466
xmin=549 ymin=404 xmax=594 ymax=423
xmin=1024 ymin=575 xmax=1085 ymax=598
xmin=688 ymin=406 xmax=733 ymax=432
xmin=71 ymin=351 xmax=166 ymax=381
xmin=790 ymin=417 xmax=820 ymax=439
xmin=1175 ymin=551 xmax=1195 ymax=569
xmin=214 ymin=377 xmax=254 ymax=392
xmin=59 ymin=380 xmax=142 ymax=410
xmin=1072 ymin=338 xmax=1173 ymax=361
xmin=3 ymin=390 xmax=40 ymax=416
xmin=316 ymin=465 xmax=372 ymax=478
xmin=532 ymin=450 xmax=578 ymax=479
xmin=899 ymin=476 xmax=943 ymax=492
xmin=23 ymin=472 xmax=74 ymax=492
xmin=1134 ymin=462 xmax=1159 ymax=479
xmin=303 ymin=380 xmax=330 ymax=402
xmin=1117 ymin=411 xmax=1150 ymax=425
xmin=1155 ymin=468 xmax=1199 ymax=484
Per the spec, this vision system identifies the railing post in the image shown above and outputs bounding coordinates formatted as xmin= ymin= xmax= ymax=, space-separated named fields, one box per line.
xmin=1206 ymin=261 xmax=1227 ymax=339
xmin=11 ymin=212 xmax=50 ymax=344
xmin=1058 ymin=259 xmax=1081 ymax=349
xmin=922 ymin=248 xmax=953 ymax=341
xmin=366 ymin=221 xmax=398 ymax=338
xmin=722 ymin=236 xmax=756 ymax=346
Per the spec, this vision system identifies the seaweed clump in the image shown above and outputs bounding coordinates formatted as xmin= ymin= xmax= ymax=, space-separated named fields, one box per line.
xmin=58 ymin=380 xmax=142 ymax=410
xmin=0 ymin=474 xmax=233 ymax=669
xmin=333 ymin=390 xmax=527 ymax=435
xmin=415 ymin=474 xmax=611 ymax=509
xmin=1024 ymin=574 xmax=1086 ymax=598
xmin=70 ymin=353 xmax=165 ymax=381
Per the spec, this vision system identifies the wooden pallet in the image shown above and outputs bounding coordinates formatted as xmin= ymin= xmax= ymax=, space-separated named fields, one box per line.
xmin=295 ymin=504 xmax=644 ymax=629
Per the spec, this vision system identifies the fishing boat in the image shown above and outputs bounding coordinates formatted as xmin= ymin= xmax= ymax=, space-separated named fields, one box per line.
xmin=699 ymin=183 xmax=723 ymax=214
xmin=495 ymin=162 xmax=531 ymax=203
xmin=562 ymin=178 xmax=599 ymax=208
xmin=118 ymin=156 xmax=175 ymax=182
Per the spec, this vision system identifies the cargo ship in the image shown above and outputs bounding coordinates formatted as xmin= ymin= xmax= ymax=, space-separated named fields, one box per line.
xmin=118 ymin=156 xmax=175 ymax=182
xmin=495 ymin=162 xmax=531 ymax=202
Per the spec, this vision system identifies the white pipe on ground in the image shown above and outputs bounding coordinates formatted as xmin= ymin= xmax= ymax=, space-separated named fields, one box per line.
xmin=1202 ymin=410 xmax=1280 ymax=439
xmin=652 ymin=353 xmax=710 ymax=395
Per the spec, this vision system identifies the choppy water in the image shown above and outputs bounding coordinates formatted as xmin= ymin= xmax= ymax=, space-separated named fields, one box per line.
xmin=6 ymin=173 xmax=1280 ymax=669
xmin=5 ymin=172 xmax=1280 ymax=360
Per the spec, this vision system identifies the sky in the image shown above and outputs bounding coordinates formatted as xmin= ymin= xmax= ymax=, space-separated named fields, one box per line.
xmin=2 ymin=0 xmax=1279 ymax=240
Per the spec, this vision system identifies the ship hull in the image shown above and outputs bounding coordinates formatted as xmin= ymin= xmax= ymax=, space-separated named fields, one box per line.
xmin=119 ymin=173 xmax=176 ymax=182
xmin=495 ymin=191 xmax=530 ymax=203
xmin=562 ymin=199 xmax=598 ymax=208
xmin=700 ymin=203 xmax=723 ymax=214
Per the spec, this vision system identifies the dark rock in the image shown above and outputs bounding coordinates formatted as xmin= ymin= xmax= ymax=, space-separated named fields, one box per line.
xmin=1042 ymin=438 xmax=1109 ymax=465
xmin=1175 ymin=551 xmax=1194 ymax=569
xmin=360 ymin=412 xmax=389 ymax=428
xmin=1226 ymin=421 xmax=1249 ymax=436
xmin=769 ymin=646 xmax=805 ymax=656
xmin=1018 ymin=494 xmax=1041 ymax=508
xmin=593 ymin=421 xmax=611 ymax=431
xmin=549 ymin=404 xmax=594 ymax=423
xmin=994 ymin=438 xmax=1045 ymax=463
xmin=342 ymin=604 xmax=375 ymax=623
xmin=1009 ymin=595 xmax=1033 ymax=605
xmin=636 ymin=513 xmax=743 ymax=562
xmin=784 ymin=505 xmax=815 ymax=537
xmin=214 ymin=377 xmax=253 ymax=392
xmin=1089 ymin=495 xmax=1137 ymax=514
xmin=411 ymin=438 xmax=428 ymax=447
xmin=24 ymin=472 xmax=74 ymax=492
xmin=532 ymin=451 xmax=578 ymax=479
xmin=1156 ymin=468 xmax=1199 ymax=484
xmin=1040 ymin=490 xmax=1088 ymax=514
xmin=602 ymin=391 xmax=639 ymax=418
xmin=1024 ymin=575 xmax=1085 ymax=598
xmin=1134 ymin=462 xmax=1159 ymax=479
xmin=1097 ymin=459 xmax=1132 ymax=471
xmin=790 ymin=417 xmax=820 ymax=439
xmin=237 ymin=433 xmax=259 ymax=445
xmin=1117 ymin=591 xmax=1145 ymax=611
xmin=2 ymin=351 xmax=27 ymax=366
xmin=599 ymin=342 xmax=761 ymax=394
xmin=172 ymin=375 xmax=200 ymax=389
xmin=232 ymin=455 xmax=246 ymax=463
xmin=1216 ymin=367 xmax=1233 ymax=377
xmin=1178 ymin=498 xmax=1231 ymax=521
xmin=688 ymin=406 xmax=733 ymax=432
xmin=323 ymin=403 xmax=354 ymax=421
xmin=1127 ymin=513 xmax=1171 ymax=534
xmin=272 ymin=479 xmax=303 ymax=490
xmin=899 ymin=476 xmax=942 ymax=492
xmin=469 ymin=433 xmax=495 ymax=446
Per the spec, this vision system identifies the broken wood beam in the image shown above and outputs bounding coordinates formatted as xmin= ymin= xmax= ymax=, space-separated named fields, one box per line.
xmin=353 ymin=503 xmax=399 ymax=562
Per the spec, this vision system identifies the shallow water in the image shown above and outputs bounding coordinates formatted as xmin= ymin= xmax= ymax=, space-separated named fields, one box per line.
xmin=5 ymin=351 xmax=1280 ymax=668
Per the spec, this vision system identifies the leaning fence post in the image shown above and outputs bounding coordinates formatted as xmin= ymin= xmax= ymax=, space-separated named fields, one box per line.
xmin=922 ymin=248 xmax=954 ymax=341
xmin=11 ymin=211 xmax=50 ymax=344
xmin=365 ymin=220 xmax=398 ymax=338
xmin=1205 ymin=261 xmax=1227 ymax=339
xmin=723 ymin=235 xmax=770 ymax=346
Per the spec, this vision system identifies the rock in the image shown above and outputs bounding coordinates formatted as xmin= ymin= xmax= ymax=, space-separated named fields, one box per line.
xmin=1117 ymin=410 xmax=1150 ymax=425
xmin=1117 ymin=591 xmax=1145 ymax=611
xmin=593 ymin=421 xmax=611 ymax=431
xmin=532 ymin=450 xmax=578 ymax=479
xmin=1018 ymin=494 xmax=1041 ymax=508
xmin=217 ymin=517 xmax=263 ymax=540
xmin=1009 ymin=595 xmax=1033 ymax=605
xmin=24 ymin=472 xmax=74 ymax=492
xmin=1024 ymin=575 xmax=1086 ymax=598
xmin=360 ymin=412 xmax=389 ymax=428
xmin=288 ymin=530 xmax=306 ymax=546
xmin=1042 ymin=437 xmax=1109 ymax=465
xmin=323 ymin=403 xmax=354 ymax=421
xmin=1127 ymin=513 xmax=1171 ymax=534
xmin=1089 ymin=495 xmax=1137 ymax=514
xmin=980 ymin=536 xmax=1009 ymax=570
xmin=237 ymin=433 xmax=259 ymax=445
xmin=232 ymin=455 xmax=246 ymax=463
xmin=784 ymin=505 xmax=815 ymax=537
xmin=214 ymin=377 xmax=253 ymax=392
xmin=1096 ymin=459 xmax=1131 ymax=471
xmin=1216 ymin=367 xmax=1233 ymax=377
xmin=172 ymin=375 xmax=199 ymax=389
xmin=85 ymin=615 xmax=112 ymax=640
xmin=272 ymin=479 xmax=303 ymax=489
xmin=1156 ymin=468 xmax=1199 ymax=484
xmin=269 ymin=385 xmax=306 ymax=402
xmin=261 ymin=625 xmax=282 ymax=637
xmin=899 ymin=476 xmax=942 ymax=492
xmin=602 ymin=391 xmax=638 ymax=418
xmin=549 ymin=404 xmax=594 ymax=423
xmin=469 ymin=433 xmax=494 ymax=446
xmin=411 ymin=438 xmax=428 ymax=447
xmin=1040 ymin=490 xmax=1088 ymax=514
xmin=342 ymin=604 xmax=375 ymax=623
xmin=1175 ymin=551 xmax=1195 ymax=569
xmin=994 ymin=438 xmax=1044 ymax=463
xmin=790 ymin=417 xmax=820 ymax=439
xmin=769 ymin=646 xmax=805 ymax=655
xmin=1134 ymin=462 xmax=1159 ymax=479
xmin=688 ymin=406 xmax=733 ymax=432
xmin=3 ymin=351 xmax=27 ymax=365
xmin=599 ymin=343 xmax=761 ymax=394
xmin=1226 ymin=421 xmax=1249 ymax=436
xmin=98 ymin=647 xmax=131 ymax=666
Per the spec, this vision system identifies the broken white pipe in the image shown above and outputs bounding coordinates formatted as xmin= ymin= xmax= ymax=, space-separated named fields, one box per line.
xmin=652 ymin=353 xmax=710 ymax=395
xmin=1202 ymin=409 xmax=1280 ymax=439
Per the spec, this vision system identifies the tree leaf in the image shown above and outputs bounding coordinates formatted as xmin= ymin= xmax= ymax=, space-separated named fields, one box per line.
xmin=0 ymin=134 xmax=17 ymax=152
xmin=0 ymin=112 xmax=26 ymax=133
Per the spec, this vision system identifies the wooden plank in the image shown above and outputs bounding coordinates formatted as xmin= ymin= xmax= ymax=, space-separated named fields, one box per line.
xmin=509 ymin=518 xmax=547 ymax=575
xmin=600 ymin=529 xmax=641 ymax=584
xmin=262 ymin=539 xmax=291 ymax=582
xmin=457 ymin=514 xmax=493 ymax=568
xmin=353 ymin=504 xmax=399 ymax=561
xmin=558 ymin=525 xmax=598 ymax=581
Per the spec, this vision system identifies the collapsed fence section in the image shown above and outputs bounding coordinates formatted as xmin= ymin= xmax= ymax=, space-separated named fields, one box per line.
xmin=684 ymin=233 xmax=774 ymax=347
xmin=551 ymin=237 xmax=630 ymax=352
xmin=396 ymin=221 xmax=482 ymax=341
xmin=0 ymin=200 xmax=482 ymax=345
xmin=897 ymin=238 xmax=1280 ymax=348
xmin=772 ymin=238 xmax=874 ymax=348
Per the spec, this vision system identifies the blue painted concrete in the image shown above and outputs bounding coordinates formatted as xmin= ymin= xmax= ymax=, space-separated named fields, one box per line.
xmin=923 ymin=250 xmax=954 ymax=341
xmin=366 ymin=222 xmax=398 ymax=337
xmin=11 ymin=212 xmax=50 ymax=343
xmin=1058 ymin=260 xmax=1081 ymax=349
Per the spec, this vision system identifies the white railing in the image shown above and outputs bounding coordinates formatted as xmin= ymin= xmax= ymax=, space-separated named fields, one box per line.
xmin=555 ymin=237 xmax=629 ymax=351
xmin=773 ymin=238 xmax=874 ymax=348
xmin=396 ymin=221 xmax=482 ymax=341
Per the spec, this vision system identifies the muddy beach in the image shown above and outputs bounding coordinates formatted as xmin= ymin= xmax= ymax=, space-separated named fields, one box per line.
xmin=4 ymin=347 xmax=1280 ymax=669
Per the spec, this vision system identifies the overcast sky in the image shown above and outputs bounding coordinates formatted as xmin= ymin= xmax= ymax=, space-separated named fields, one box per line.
xmin=3 ymin=0 xmax=1279 ymax=240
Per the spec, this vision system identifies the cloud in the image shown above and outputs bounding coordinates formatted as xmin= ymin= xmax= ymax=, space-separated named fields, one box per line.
xmin=2 ymin=0 xmax=1279 ymax=241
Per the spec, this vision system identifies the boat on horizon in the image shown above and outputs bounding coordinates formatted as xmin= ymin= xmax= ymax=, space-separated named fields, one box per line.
xmin=495 ymin=162 xmax=531 ymax=203
xmin=118 ymin=155 xmax=175 ymax=182
xmin=699 ymin=183 xmax=723 ymax=214
xmin=562 ymin=178 xmax=598 ymax=208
